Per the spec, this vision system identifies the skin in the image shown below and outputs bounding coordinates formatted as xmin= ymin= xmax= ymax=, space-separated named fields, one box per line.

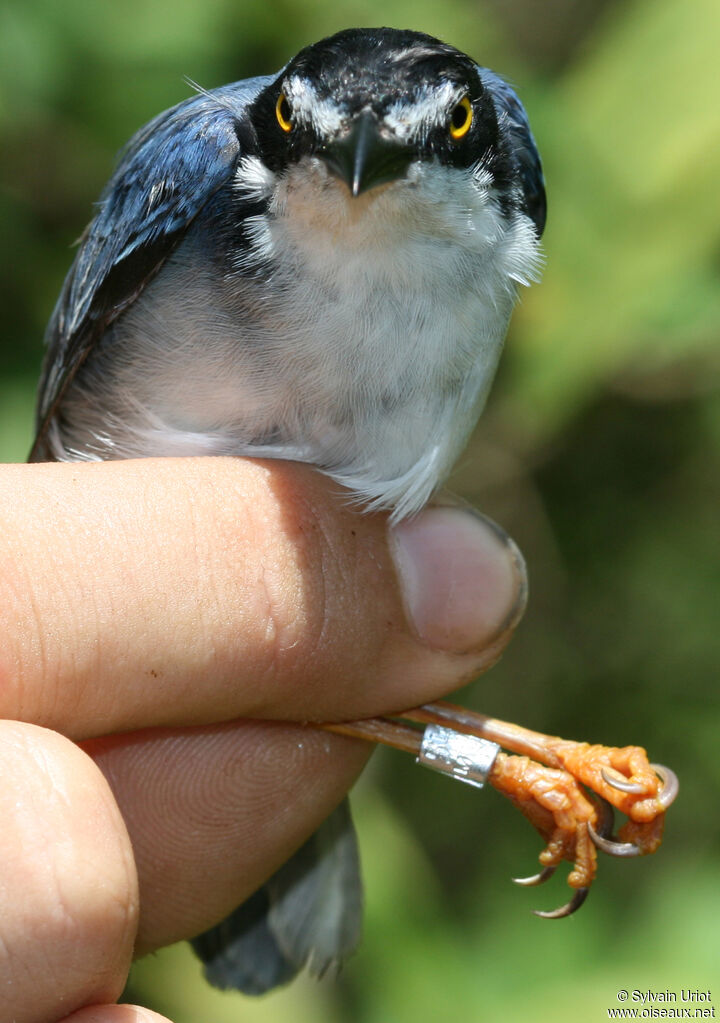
xmin=0 ymin=455 xmax=526 ymax=1023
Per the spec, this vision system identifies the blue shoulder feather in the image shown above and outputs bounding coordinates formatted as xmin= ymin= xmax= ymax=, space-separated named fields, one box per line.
xmin=478 ymin=69 xmax=546 ymax=237
xmin=32 ymin=75 xmax=273 ymax=455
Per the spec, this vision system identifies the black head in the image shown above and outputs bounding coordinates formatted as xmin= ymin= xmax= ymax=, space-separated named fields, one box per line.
xmin=248 ymin=28 xmax=503 ymax=195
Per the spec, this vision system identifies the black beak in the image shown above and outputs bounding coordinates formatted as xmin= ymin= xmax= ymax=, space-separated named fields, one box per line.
xmin=318 ymin=111 xmax=413 ymax=196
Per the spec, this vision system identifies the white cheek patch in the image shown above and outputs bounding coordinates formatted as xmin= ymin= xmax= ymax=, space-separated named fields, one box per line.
xmin=284 ymin=77 xmax=344 ymax=136
xmin=233 ymin=155 xmax=276 ymax=201
xmin=384 ymin=81 xmax=459 ymax=142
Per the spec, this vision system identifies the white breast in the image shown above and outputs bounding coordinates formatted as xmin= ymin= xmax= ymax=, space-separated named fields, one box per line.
xmin=53 ymin=156 xmax=541 ymax=520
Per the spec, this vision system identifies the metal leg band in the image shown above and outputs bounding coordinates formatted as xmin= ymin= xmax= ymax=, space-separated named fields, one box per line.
xmin=418 ymin=723 xmax=500 ymax=789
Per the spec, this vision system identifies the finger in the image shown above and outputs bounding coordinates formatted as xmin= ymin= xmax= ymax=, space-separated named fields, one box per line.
xmin=61 ymin=1008 xmax=172 ymax=1023
xmin=1 ymin=458 xmax=526 ymax=738
xmin=84 ymin=721 xmax=370 ymax=953
xmin=0 ymin=722 xmax=138 ymax=1023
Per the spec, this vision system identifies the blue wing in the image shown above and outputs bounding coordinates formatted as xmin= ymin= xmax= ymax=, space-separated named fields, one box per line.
xmin=478 ymin=69 xmax=546 ymax=237
xmin=31 ymin=74 xmax=274 ymax=459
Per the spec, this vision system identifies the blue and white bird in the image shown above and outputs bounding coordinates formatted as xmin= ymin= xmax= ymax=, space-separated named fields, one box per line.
xmin=32 ymin=27 xmax=545 ymax=993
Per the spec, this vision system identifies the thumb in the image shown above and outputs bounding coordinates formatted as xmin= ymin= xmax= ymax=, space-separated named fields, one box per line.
xmin=0 ymin=457 xmax=526 ymax=736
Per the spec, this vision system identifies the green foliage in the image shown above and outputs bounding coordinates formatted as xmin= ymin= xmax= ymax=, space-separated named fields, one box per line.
xmin=1 ymin=0 xmax=718 ymax=1018
xmin=508 ymin=0 xmax=720 ymax=435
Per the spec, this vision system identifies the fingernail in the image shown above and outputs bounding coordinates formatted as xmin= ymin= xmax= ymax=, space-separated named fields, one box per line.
xmin=389 ymin=506 xmax=527 ymax=655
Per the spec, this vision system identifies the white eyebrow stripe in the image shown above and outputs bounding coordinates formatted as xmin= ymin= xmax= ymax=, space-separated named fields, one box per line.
xmin=385 ymin=81 xmax=462 ymax=140
xmin=284 ymin=76 xmax=344 ymax=134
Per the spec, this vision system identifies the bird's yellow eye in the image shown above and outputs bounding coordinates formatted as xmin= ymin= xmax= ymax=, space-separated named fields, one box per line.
xmin=449 ymin=96 xmax=473 ymax=140
xmin=276 ymin=93 xmax=293 ymax=133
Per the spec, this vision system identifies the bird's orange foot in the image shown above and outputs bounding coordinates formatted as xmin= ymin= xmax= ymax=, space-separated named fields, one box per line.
xmin=321 ymin=701 xmax=678 ymax=917
xmin=545 ymin=739 xmax=676 ymax=858
xmin=483 ymin=741 xmax=675 ymax=913
xmin=398 ymin=703 xmax=678 ymax=913
xmin=548 ymin=739 xmax=676 ymax=825
xmin=488 ymin=751 xmax=610 ymax=916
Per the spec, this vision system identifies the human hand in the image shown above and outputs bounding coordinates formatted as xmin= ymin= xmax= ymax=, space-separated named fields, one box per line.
xmin=0 ymin=456 xmax=526 ymax=1023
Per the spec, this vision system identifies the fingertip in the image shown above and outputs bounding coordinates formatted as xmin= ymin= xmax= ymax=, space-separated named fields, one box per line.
xmin=62 ymin=1007 xmax=173 ymax=1023
xmin=389 ymin=505 xmax=527 ymax=655
xmin=0 ymin=722 xmax=138 ymax=1019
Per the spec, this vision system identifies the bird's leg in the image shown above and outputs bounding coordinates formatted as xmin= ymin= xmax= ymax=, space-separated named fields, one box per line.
xmin=402 ymin=702 xmax=676 ymax=835
xmin=320 ymin=699 xmax=677 ymax=918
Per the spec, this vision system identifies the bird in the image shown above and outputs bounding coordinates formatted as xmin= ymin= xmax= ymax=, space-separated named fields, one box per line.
xmin=31 ymin=26 xmax=545 ymax=994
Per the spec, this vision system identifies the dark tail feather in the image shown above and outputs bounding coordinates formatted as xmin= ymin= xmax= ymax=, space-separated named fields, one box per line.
xmin=191 ymin=886 xmax=298 ymax=994
xmin=190 ymin=798 xmax=363 ymax=994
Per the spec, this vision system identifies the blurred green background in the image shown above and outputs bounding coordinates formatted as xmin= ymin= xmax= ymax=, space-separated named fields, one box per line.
xmin=1 ymin=0 xmax=718 ymax=1019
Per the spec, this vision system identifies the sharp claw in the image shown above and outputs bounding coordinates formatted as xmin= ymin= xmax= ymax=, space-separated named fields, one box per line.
xmin=600 ymin=766 xmax=646 ymax=794
xmin=533 ymin=886 xmax=589 ymax=919
xmin=588 ymin=821 xmax=642 ymax=857
xmin=594 ymin=796 xmax=615 ymax=838
xmin=652 ymin=763 xmax=679 ymax=809
xmin=512 ymin=865 xmax=557 ymax=887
